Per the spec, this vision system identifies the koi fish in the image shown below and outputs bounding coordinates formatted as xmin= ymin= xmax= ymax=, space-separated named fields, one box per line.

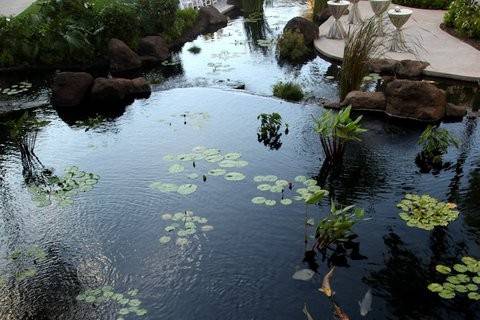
xmin=303 ymin=303 xmax=315 ymax=320
xmin=333 ymin=303 xmax=350 ymax=320
xmin=319 ymin=266 xmax=335 ymax=297
xmin=358 ymin=289 xmax=372 ymax=316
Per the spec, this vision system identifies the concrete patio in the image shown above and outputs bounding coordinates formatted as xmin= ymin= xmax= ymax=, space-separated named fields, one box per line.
xmin=314 ymin=0 xmax=480 ymax=82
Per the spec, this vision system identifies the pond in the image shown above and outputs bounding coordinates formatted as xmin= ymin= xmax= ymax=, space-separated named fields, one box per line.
xmin=1 ymin=1 xmax=480 ymax=320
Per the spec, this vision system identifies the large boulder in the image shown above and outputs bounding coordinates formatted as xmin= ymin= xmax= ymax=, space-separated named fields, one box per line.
xmin=368 ymin=59 xmax=398 ymax=75
xmin=137 ymin=36 xmax=170 ymax=62
xmin=284 ymin=17 xmax=319 ymax=45
xmin=445 ymin=103 xmax=467 ymax=119
xmin=52 ymin=72 xmax=94 ymax=107
xmin=395 ymin=60 xmax=429 ymax=78
xmin=197 ymin=6 xmax=228 ymax=31
xmin=385 ymin=79 xmax=447 ymax=121
xmin=90 ymin=77 xmax=151 ymax=104
xmin=108 ymin=39 xmax=142 ymax=74
xmin=341 ymin=91 xmax=386 ymax=111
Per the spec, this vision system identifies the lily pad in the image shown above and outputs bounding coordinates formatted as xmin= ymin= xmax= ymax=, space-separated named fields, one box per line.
xmin=436 ymin=265 xmax=451 ymax=274
xmin=453 ymin=264 xmax=468 ymax=273
xmin=205 ymin=154 xmax=224 ymax=162
xmin=176 ymin=237 xmax=189 ymax=246
xmin=208 ymin=168 xmax=226 ymax=176
xmin=163 ymin=154 xmax=176 ymax=161
xmin=264 ymin=199 xmax=276 ymax=206
xmin=295 ymin=176 xmax=307 ymax=183
xmin=275 ymin=180 xmax=289 ymax=187
xmin=224 ymin=152 xmax=241 ymax=160
xmin=257 ymin=184 xmax=271 ymax=191
xmin=201 ymin=225 xmax=214 ymax=232
xmin=292 ymin=269 xmax=315 ymax=281
xmin=264 ymin=175 xmax=278 ymax=182
xmin=177 ymin=184 xmax=198 ymax=195
xmin=159 ymin=236 xmax=171 ymax=244
xmin=438 ymin=290 xmax=455 ymax=299
xmin=304 ymin=179 xmax=317 ymax=187
xmin=168 ymin=164 xmax=185 ymax=174
xmin=224 ymin=172 xmax=246 ymax=181
xmin=252 ymin=196 xmax=266 ymax=204
xmin=280 ymin=198 xmax=292 ymax=205
xmin=187 ymin=173 xmax=199 ymax=179
xmin=427 ymin=283 xmax=444 ymax=292
xmin=253 ymin=176 xmax=266 ymax=182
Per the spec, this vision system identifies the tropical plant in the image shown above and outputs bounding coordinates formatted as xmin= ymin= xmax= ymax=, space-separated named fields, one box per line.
xmin=418 ymin=125 xmax=459 ymax=163
xmin=444 ymin=0 xmax=480 ymax=39
xmin=162 ymin=8 xmax=199 ymax=44
xmin=98 ymin=0 xmax=141 ymax=48
xmin=339 ymin=18 xmax=382 ymax=100
xmin=428 ymin=256 xmax=480 ymax=300
xmin=241 ymin=0 xmax=264 ymax=19
xmin=137 ymin=0 xmax=179 ymax=35
xmin=277 ymin=30 xmax=312 ymax=63
xmin=272 ymin=81 xmax=304 ymax=101
xmin=313 ymin=106 xmax=367 ymax=163
xmin=397 ymin=194 xmax=459 ymax=230
xmin=310 ymin=198 xmax=365 ymax=250
xmin=257 ymin=112 xmax=286 ymax=149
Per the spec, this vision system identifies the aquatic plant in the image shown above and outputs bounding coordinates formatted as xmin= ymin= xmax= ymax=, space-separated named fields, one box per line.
xmin=273 ymin=82 xmax=304 ymax=102
xmin=417 ymin=125 xmax=459 ymax=166
xmin=0 ymin=82 xmax=32 ymax=96
xmin=160 ymin=210 xmax=213 ymax=247
xmin=428 ymin=256 xmax=480 ymax=300
xmin=257 ymin=112 xmax=288 ymax=150
xmin=339 ymin=18 xmax=382 ymax=100
xmin=7 ymin=245 xmax=47 ymax=282
xmin=77 ymin=286 xmax=148 ymax=316
xmin=397 ymin=194 xmax=459 ymax=230
xmin=277 ymin=30 xmax=312 ymax=63
xmin=188 ymin=45 xmax=201 ymax=54
xmin=313 ymin=106 xmax=367 ymax=163
xmin=312 ymin=200 xmax=365 ymax=250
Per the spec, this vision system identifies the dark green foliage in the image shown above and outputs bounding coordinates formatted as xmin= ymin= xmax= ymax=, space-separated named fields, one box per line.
xmin=241 ymin=0 xmax=264 ymax=17
xmin=257 ymin=112 xmax=287 ymax=150
xmin=188 ymin=45 xmax=201 ymax=54
xmin=277 ymin=30 xmax=312 ymax=63
xmin=444 ymin=0 xmax=480 ymax=40
xmin=392 ymin=0 xmax=451 ymax=9
xmin=272 ymin=81 xmax=304 ymax=101
xmin=163 ymin=8 xmax=199 ymax=44
xmin=137 ymin=0 xmax=179 ymax=35
xmin=98 ymin=0 xmax=141 ymax=48
xmin=313 ymin=0 xmax=328 ymax=15
xmin=418 ymin=125 xmax=459 ymax=161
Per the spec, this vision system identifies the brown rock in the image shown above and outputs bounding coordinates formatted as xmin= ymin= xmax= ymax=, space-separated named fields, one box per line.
xmin=385 ymin=79 xmax=446 ymax=121
xmin=284 ymin=17 xmax=319 ymax=45
xmin=52 ymin=72 xmax=94 ymax=107
xmin=341 ymin=91 xmax=386 ymax=111
xmin=395 ymin=60 xmax=429 ymax=78
xmin=368 ymin=59 xmax=398 ymax=75
xmin=108 ymin=39 xmax=142 ymax=74
xmin=137 ymin=36 xmax=170 ymax=62
xmin=445 ymin=103 xmax=467 ymax=119
xmin=90 ymin=77 xmax=151 ymax=104
xmin=197 ymin=6 xmax=228 ymax=31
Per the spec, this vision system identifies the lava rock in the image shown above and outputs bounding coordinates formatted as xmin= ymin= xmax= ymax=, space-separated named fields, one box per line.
xmin=341 ymin=91 xmax=386 ymax=111
xmin=385 ymin=79 xmax=446 ymax=121
xmin=108 ymin=39 xmax=142 ymax=74
xmin=137 ymin=36 xmax=170 ymax=62
xmin=197 ymin=6 xmax=228 ymax=32
xmin=445 ymin=103 xmax=467 ymax=119
xmin=52 ymin=72 xmax=94 ymax=107
xmin=368 ymin=59 xmax=398 ymax=75
xmin=90 ymin=77 xmax=151 ymax=105
xmin=395 ymin=60 xmax=429 ymax=78
xmin=284 ymin=17 xmax=319 ymax=45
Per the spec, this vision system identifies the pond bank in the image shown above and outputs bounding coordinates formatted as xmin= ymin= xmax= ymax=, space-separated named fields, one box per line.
xmin=314 ymin=1 xmax=480 ymax=82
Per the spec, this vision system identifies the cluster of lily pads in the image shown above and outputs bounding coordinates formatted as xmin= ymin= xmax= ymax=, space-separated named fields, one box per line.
xmin=8 ymin=245 xmax=47 ymax=282
xmin=428 ymin=256 xmax=480 ymax=300
xmin=158 ymin=112 xmax=210 ymax=129
xmin=28 ymin=166 xmax=100 ymax=207
xmin=397 ymin=194 xmax=459 ymax=230
xmin=76 ymin=287 xmax=147 ymax=317
xmin=160 ymin=210 xmax=213 ymax=247
xmin=1 ymin=81 xmax=32 ymax=96
xmin=151 ymin=146 xmax=249 ymax=196
xmin=251 ymin=175 xmax=323 ymax=207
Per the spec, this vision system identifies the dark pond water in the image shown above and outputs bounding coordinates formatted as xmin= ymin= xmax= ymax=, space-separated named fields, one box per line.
xmin=1 ymin=1 xmax=480 ymax=320
xmin=1 ymin=87 xmax=480 ymax=320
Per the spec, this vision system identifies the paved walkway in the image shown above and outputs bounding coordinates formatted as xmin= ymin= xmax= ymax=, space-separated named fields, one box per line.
xmin=314 ymin=1 xmax=480 ymax=82
xmin=0 ymin=0 xmax=34 ymax=16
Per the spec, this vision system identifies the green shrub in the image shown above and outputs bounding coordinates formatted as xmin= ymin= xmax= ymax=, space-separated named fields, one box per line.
xmin=137 ymin=0 xmax=179 ymax=35
xmin=392 ymin=0 xmax=451 ymax=9
xmin=277 ymin=30 xmax=312 ymax=63
xmin=98 ymin=0 xmax=141 ymax=48
xmin=444 ymin=0 xmax=480 ymax=40
xmin=163 ymin=8 xmax=199 ymax=43
xmin=0 ymin=16 xmax=36 ymax=67
xmin=418 ymin=125 xmax=459 ymax=160
xmin=272 ymin=81 xmax=304 ymax=101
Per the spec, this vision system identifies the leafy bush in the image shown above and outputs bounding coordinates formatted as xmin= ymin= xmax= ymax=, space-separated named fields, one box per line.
xmin=277 ymin=30 xmax=312 ymax=63
xmin=163 ymin=8 xmax=199 ymax=44
xmin=397 ymin=194 xmax=459 ymax=230
xmin=137 ymin=0 xmax=179 ymax=35
xmin=272 ymin=81 xmax=304 ymax=101
xmin=392 ymin=0 xmax=451 ymax=9
xmin=0 ymin=16 xmax=36 ymax=67
xmin=98 ymin=0 xmax=141 ymax=48
xmin=418 ymin=125 xmax=459 ymax=161
xmin=313 ymin=106 xmax=367 ymax=162
xmin=444 ymin=0 xmax=480 ymax=39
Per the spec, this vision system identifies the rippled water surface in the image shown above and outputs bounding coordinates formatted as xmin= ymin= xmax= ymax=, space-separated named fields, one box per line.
xmin=1 ymin=1 xmax=480 ymax=320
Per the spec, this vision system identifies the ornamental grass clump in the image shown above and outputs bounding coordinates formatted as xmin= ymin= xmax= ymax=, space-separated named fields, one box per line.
xmin=428 ymin=256 xmax=480 ymax=300
xmin=273 ymin=81 xmax=304 ymax=101
xmin=313 ymin=106 xmax=367 ymax=163
xmin=397 ymin=194 xmax=459 ymax=230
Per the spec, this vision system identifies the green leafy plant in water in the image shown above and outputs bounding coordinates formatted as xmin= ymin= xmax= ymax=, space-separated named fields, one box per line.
xmin=417 ymin=125 xmax=459 ymax=166
xmin=160 ymin=210 xmax=213 ymax=247
xmin=305 ymin=193 xmax=364 ymax=250
xmin=8 ymin=245 xmax=48 ymax=282
xmin=188 ymin=45 xmax=201 ymax=54
xmin=77 ymin=286 xmax=148 ymax=316
xmin=313 ymin=106 xmax=367 ymax=163
xmin=273 ymin=81 xmax=304 ymax=102
xmin=257 ymin=112 xmax=289 ymax=150
xmin=397 ymin=194 xmax=459 ymax=230
xmin=277 ymin=30 xmax=312 ymax=63
xmin=428 ymin=256 xmax=480 ymax=300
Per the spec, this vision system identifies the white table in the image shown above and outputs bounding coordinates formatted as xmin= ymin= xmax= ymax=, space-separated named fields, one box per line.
xmin=370 ymin=0 xmax=391 ymax=36
xmin=388 ymin=7 xmax=413 ymax=52
xmin=348 ymin=0 xmax=362 ymax=24
xmin=327 ymin=0 xmax=350 ymax=39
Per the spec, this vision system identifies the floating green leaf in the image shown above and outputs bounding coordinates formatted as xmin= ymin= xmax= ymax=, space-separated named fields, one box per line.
xmin=280 ymin=198 xmax=292 ymax=205
xmin=224 ymin=172 xmax=246 ymax=181
xmin=168 ymin=164 xmax=185 ymax=174
xmin=177 ymin=184 xmax=198 ymax=195
xmin=435 ymin=265 xmax=451 ymax=274
xmin=427 ymin=283 xmax=443 ymax=292
xmin=163 ymin=154 xmax=176 ymax=161
xmin=295 ymin=176 xmax=307 ymax=182
xmin=208 ymin=168 xmax=226 ymax=176
xmin=257 ymin=184 xmax=271 ymax=191
xmin=252 ymin=197 xmax=266 ymax=204
xmin=205 ymin=154 xmax=224 ymax=162
xmin=201 ymin=225 xmax=214 ymax=232
xmin=264 ymin=200 xmax=276 ymax=206
xmin=438 ymin=290 xmax=455 ymax=299
xmin=224 ymin=152 xmax=241 ymax=160
xmin=159 ymin=236 xmax=171 ymax=244
xmin=453 ymin=264 xmax=468 ymax=273
xmin=187 ymin=173 xmax=199 ymax=179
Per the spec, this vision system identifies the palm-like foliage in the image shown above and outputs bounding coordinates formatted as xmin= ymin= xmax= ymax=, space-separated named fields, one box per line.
xmin=313 ymin=106 xmax=367 ymax=162
xmin=418 ymin=125 xmax=459 ymax=160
